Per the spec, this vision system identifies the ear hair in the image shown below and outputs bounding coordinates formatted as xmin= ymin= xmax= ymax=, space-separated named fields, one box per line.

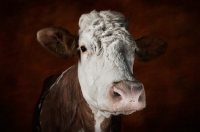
xmin=135 ymin=36 xmax=167 ymax=62
xmin=37 ymin=27 xmax=78 ymax=59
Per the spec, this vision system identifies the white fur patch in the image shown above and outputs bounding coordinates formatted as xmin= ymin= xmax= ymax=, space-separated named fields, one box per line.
xmin=78 ymin=10 xmax=137 ymax=119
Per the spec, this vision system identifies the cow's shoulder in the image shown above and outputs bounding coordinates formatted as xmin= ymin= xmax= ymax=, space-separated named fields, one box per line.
xmin=32 ymin=64 xmax=79 ymax=131
xmin=41 ymin=74 xmax=61 ymax=96
xmin=32 ymin=73 xmax=61 ymax=132
xmin=39 ymin=64 xmax=78 ymax=131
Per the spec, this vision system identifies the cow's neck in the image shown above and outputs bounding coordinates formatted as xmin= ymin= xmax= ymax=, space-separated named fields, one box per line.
xmin=89 ymin=105 xmax=111 ymax=132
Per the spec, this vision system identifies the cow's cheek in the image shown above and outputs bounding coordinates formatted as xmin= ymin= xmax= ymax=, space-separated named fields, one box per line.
xmin=78 ymin=61 xmax=99 ymax=105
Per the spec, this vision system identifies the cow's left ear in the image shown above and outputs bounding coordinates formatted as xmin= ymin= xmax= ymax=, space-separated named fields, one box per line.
xmin=135 ymin=36 xmax=167 ymax=62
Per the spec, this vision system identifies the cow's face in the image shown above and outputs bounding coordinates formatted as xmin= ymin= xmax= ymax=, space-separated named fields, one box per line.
xmin=78 ymin=11 xmax=145 ymax=116
xmin=37 ymin=10 xmax=167 ymax=117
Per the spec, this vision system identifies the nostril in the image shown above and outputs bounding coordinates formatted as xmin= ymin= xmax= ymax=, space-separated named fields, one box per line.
xmin=113 ymin=91 xmax=121 ymax=97
xmin=138 ymin=91 xmax=145 ymax=102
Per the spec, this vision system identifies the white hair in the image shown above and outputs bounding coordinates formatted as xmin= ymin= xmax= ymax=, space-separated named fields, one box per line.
xmin=78 ymin=10 xmax=136 ymax=80
xmin=78 ymin=10 xmax=134 ymax=50
xmin=79 ymin=10 xmax=128 ymax=31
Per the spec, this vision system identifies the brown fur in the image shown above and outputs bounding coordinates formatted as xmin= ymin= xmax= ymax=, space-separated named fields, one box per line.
xmin=135 ymin=36 xmax=167 ymax=62
xmin=101 ymin=117 xmax=111 ymax=132
xmin=39 ymin=64 xmax=95 ymax=132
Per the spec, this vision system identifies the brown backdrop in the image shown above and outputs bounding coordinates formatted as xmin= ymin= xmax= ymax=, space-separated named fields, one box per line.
xmin=0 ymin=0 xmax=200 ymax=131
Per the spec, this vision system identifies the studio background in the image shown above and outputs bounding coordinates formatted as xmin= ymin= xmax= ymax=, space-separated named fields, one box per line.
xmin=0 ymin=0 xmax=200 ymax=131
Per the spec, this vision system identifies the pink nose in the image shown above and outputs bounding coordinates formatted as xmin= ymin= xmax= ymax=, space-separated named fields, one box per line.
xmin=110 ymin=80 xmax=146 ymax=112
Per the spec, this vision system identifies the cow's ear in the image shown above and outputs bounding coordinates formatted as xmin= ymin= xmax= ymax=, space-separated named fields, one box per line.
xmin=37 ymin=27 xmax=78 ymax=58
xmin=135 ymin=36 xmax=167 ymax=62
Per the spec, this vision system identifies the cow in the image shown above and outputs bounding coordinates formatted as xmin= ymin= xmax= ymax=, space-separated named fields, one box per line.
xmin=32 ymin=10 xmax=167 ymax=132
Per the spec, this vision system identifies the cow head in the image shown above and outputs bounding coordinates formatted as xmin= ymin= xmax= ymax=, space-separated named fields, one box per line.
xmin=37 ymin=10 xmax=167 ymax=117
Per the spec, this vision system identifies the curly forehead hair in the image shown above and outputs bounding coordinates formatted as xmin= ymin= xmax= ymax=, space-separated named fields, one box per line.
xmin=78 ymin=10 xmax=129 ymax=31
xmin=78 ymin=10 xmax=134 ymax=52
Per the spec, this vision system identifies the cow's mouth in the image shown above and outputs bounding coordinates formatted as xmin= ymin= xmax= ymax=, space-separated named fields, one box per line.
xmin=99 ymin=109 xmax=136 ymax=117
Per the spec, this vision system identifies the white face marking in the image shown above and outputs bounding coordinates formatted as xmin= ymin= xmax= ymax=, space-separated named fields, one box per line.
xmin=78 ymin=10 xmax=137 ymax=116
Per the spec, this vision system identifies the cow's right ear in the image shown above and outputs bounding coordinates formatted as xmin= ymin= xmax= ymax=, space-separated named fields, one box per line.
xmin=37 ymin=27 xmax=78 ymax=58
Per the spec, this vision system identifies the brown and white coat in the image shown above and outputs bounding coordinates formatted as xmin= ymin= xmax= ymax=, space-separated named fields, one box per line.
xmin=32 ymin=10 xmax=167 ymax=132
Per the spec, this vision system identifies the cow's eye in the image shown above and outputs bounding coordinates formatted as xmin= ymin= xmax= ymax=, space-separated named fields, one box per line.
xmin=80 ymin=46 xmax=87 ymax=52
